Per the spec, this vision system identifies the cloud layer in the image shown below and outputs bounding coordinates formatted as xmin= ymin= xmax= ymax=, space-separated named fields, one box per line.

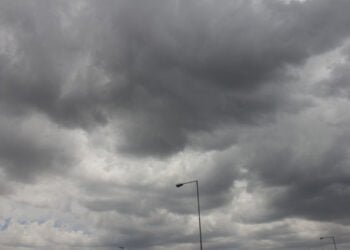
xmin=1 ymin=0 xmax=350 ymax=249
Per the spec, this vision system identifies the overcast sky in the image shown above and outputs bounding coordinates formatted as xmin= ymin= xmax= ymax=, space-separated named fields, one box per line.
xmin=1 ymin=0 xmax=350 ymax=249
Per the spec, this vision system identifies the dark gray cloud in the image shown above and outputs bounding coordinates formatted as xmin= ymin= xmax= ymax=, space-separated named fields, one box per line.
xmin=319 ymin=60 xmax=350 ymax=99
xmin=91 ymin=0 xmax=350 ymax=156
xmin=1 ymin=0 xmax=350 ymax=249
xmin=0 ymin=1 xmax=108 ymax=129
xmin=245 ymin=120 xmax=350 ymax=224
xmin=0 ymin=1 xmax=97 ymax=182
xmin=0 ymin=116 xmax=76 ymax=182
xmin=2 ymin=0 xmax=350 ymax=158
xmin=269 ymin=134 xmax=350 ymax=223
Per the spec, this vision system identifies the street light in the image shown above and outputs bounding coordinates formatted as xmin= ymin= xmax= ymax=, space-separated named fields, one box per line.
xmin=176 ymin=180 xmax=203 ymax=250
xmin=320 ymin=236 xmax=337 ymax=250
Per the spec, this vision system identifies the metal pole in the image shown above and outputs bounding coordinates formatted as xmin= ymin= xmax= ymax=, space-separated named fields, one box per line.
xmin=196 ymin=180 xmax=203 ymax=250
xmin=176 ymin=180 xmax=204 ymax=250
xmin=320 ymin=236 xmax=337 ymax=250
xmin=332 ymin=237 xmax=337 ymax=250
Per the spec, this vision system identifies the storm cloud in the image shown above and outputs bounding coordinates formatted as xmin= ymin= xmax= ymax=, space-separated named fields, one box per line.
xmin=1 ymin=0 xmax=350 ymax=249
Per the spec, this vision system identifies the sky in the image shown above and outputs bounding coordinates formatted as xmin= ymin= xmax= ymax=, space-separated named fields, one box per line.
xmin=0 ymin=0 xmax=350 ymax=249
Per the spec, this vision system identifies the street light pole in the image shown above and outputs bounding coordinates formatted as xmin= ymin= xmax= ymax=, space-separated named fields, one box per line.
xmin=176 ymin=180 xmax=203 ymax=250
xmin=320 ymin=236 xmax=337 ymax=250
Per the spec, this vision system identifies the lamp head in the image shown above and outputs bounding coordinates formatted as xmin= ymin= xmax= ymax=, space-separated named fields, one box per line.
xmin=176 ymin=183 xmax=184 ymax=188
